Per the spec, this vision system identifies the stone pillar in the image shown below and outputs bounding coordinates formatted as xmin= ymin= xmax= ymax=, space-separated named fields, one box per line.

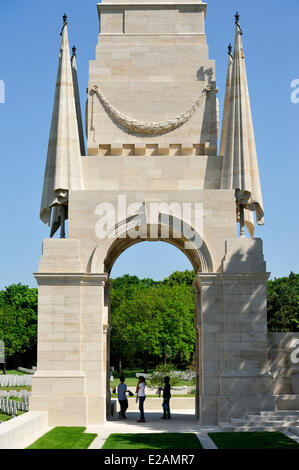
xmin=195 ymin=274 xmax=223 ymax=424
xmin=30 ymin=239 xmax=109 ymax=426
xmin=196 ymin=239 xmax=275 ymax=424
xmin=30 ymin=272 xmax=88 ymax=426
xmin=80 ymin=273 xmax=108 ymax=425
xmin=104 ymin=280 xmax=113 ymax=418
xmin=218 ymin=270 xmax=275 ymax=421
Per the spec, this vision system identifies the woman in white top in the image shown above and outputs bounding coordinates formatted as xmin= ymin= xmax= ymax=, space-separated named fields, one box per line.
xmin=136 ymin=376 xmax=146 ymax=422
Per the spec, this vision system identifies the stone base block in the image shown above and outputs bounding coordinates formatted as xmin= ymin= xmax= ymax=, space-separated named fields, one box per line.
xmin=276 ymin=395 xmax=299 ymax=410
xmin=199 ymin=395 xmax=218 ymax=425
xmin=87 ymin=395 xmax=106 ymax=425
xmin=29 ymin=396 xmax=88 ymax=426
xmin=30 ymin=371 xmax=90 ymax=426
xmin=218 ymin=395 xmax=276 ymax=421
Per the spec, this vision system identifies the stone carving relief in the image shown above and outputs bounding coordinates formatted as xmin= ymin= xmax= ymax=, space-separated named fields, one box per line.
xmin=91 ymin=85 xmax=215 ymax=136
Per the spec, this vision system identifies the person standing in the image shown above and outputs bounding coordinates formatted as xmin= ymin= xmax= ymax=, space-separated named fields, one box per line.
xmin=160 ymin=376 xmax=171 ymax=420
xmin=117 ymin=376 xmax=129 ymax=419
xmin=136 ymin=376 xmax=146 ymax=423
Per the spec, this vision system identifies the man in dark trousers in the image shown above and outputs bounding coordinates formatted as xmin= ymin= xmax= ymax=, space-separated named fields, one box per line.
xmin=117 ymin=376 xmax=130 ymax=419
xmin=160 ymin=376 xmax=171 ymax=420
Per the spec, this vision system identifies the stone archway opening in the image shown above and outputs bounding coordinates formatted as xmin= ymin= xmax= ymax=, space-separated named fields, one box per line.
xmin=102 ymin=231 xmax=212 ymax=421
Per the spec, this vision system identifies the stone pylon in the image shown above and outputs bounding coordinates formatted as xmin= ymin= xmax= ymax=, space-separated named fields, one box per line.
xmin=40 ymin=18 xmax=84 ymax=236
xmin=220 ymin=16 xmax=264 ymax=236
xmin=71 ymin=47 xmax=86 ymax=157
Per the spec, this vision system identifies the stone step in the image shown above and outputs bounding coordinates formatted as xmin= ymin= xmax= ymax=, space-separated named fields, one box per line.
xmin=276 ymin=396 xmax=299 ymax=411
xmin=230 ymin=418 xmax=292 ymax=428
xmin=218 ymin=422 xmax=237 ymax=432
xmin=289 ymin=426 xmax=299 ymax=437
xmin=247 ymin=414 xmax=299 ymax=423
xmin=219 ymin=422 xmax=289 ymax=432
xmin=260 ymin=410 xmax=299 ymax=417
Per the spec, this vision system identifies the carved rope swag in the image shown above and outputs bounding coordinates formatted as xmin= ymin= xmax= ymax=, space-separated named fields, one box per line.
xmin=90 ymin=85 xmax=215 ymax=137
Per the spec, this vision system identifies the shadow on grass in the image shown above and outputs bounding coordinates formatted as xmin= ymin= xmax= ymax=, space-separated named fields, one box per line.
xmin=209 ymin=432 xmax=299 ymax=450
xmin=102 ymin=433 xmax=203 ymax=450
xmin=27 ymin=427 xmax=97 ymax=450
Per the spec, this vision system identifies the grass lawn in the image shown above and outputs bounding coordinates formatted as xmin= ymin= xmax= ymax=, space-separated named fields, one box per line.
xmin=102 ymin=433 xmax=203 ymax=450
xmin=0 ymin=412 xmax=13 ymax=422
xmin=27 ymin=427 xmax=97 ymax=450
xmin=0 ymin=411 xmax=26 ymax=423
xmin=0 ymin=387 xmax=32 ymax=392
xmin=209 ymin=432 xmax=299 ymax=450
xmin=0 ymin=370 xmax=28 ymax=375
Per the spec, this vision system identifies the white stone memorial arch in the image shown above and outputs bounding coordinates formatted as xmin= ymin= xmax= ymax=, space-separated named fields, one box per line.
xmin=31 ymin=1 xmax=275 ymax=425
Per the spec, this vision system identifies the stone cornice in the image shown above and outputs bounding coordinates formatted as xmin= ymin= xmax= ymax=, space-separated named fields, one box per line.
xmin=98 ymin=2 xmax=206 ymax=9
xmin=34 ymin=272 xmax=109 ymax=286
xmin=195 ymin=272 xmax=271 ymax=289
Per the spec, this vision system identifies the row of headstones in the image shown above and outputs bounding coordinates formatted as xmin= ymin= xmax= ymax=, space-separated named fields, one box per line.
xmin=0 ymin=374 xmax=32 ymax=387
xmin=17 ymin=367 xmax=37 ymax=375
xmin=0 ymin=390 xmax=31 ymax=399
xmin=135 ymin=371 xmax=196 ymax=380
xmin=0 ymin=398 xmax=29 ymax=416
xmin=169 ymin=371 xmax=196 ymax=380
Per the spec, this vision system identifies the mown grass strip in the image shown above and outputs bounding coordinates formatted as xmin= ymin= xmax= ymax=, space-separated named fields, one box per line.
xmin=102 ymin=433 xmax=203 ymax=450
xmin=27 ymin=426 xmax=97 ymax=450
xmin=208 ymin=432 xmax=299 ymax=450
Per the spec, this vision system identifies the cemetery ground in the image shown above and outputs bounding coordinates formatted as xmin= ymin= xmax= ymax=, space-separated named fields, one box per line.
xmin=27 ymin=427 xmax=97 ymax=450
xmin=208 ymin=432 xmax=299 ymax=450
xmin=1 ymin=369 xmax=299 ymax=450
xmin=110 ymin=369 xmax=195 ymax=389
xmin=102 ymin=433 xmax=203 ymax=449
xmin=0 ymin=370 xmax=27 ymax=376
xmin=26 ymin=426 xmax=299 ymax=449
xmin=0 ymin=410 xmax=25 ymax=423
xmin=0 ymin=370 xmax=32 ymax=422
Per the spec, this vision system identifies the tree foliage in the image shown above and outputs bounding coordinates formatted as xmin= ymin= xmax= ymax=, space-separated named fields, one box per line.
xmin=162 ymin=270 xmax=195 ymax=288
xmin=110 ymin=271 xmax=196 ymax=371
xmin=267 ymin=272 xmax=299 ymax=332
xmin=0 ymin=284 xmax=37 ymax=366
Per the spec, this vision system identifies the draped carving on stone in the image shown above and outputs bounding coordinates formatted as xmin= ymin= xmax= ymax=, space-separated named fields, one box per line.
xmin=91 ymin=85 xmax=214 ymax=136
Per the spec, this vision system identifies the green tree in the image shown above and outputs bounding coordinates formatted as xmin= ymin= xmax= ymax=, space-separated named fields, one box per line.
xmin=162 ymin=270 xmax=195 ymax=287
xmin=0 ymin=284 xmax=38 ymax=367
xmin=267 ymin=272 xmax=299 ymax=332
xmin=110 ymin=282 xmax=195 ymax=372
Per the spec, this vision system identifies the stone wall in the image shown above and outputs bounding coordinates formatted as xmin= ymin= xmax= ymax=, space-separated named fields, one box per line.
xmin=268 ymin=332 xmax=299 ymax=395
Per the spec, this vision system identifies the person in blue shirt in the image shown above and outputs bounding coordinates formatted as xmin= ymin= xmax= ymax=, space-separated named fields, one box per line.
xmin=117 ymin=376 xmax=130 ymax=419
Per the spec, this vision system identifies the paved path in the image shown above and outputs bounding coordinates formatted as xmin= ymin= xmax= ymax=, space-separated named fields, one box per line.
xmin=87 ymin=410 xmax=219 ymax=449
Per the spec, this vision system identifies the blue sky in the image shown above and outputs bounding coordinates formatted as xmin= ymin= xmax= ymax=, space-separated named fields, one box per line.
xmin=0 ymin=0 xmax=298 ymax=288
